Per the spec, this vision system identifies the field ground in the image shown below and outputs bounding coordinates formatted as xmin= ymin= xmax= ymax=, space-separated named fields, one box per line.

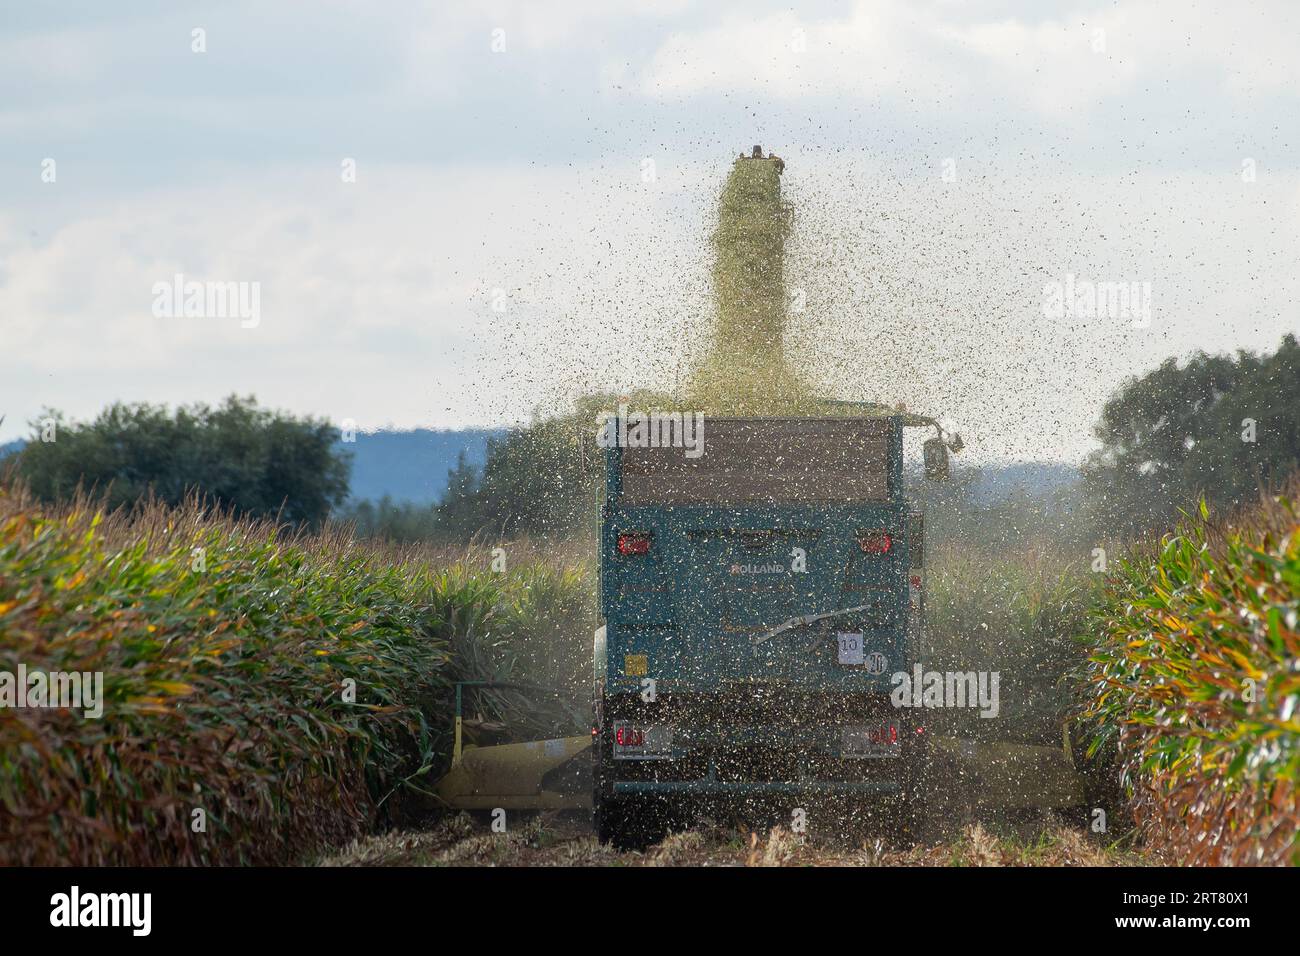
xmin=319 ymin=810 xmax=1154 ymax=867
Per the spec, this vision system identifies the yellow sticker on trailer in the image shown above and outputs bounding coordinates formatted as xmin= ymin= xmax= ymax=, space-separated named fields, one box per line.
xmin=624 ymin=654 xmax=648 ymax=677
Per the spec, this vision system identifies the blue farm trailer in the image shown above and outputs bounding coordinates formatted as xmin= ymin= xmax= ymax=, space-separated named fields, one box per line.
xmin=592 ymin=415 xmax=932 ymax=846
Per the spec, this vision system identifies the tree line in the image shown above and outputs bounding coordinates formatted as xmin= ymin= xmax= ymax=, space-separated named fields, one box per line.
xmin=5 ymin=335 xmax=1297 ymax=541
xmin=4 ymin=396 xmax=348 ymax=529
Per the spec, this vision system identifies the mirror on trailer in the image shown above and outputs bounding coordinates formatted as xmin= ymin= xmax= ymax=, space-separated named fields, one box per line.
xmin=923 ymin=436 xmax=950 ymax=481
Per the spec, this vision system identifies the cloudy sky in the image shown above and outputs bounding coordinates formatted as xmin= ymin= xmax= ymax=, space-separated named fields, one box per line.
xmin=3 ymin=0 xmax=1298 ymax=461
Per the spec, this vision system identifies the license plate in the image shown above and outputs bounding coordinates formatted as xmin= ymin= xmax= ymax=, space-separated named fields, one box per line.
xmin=836 ymin=632 xmax=864 ymax=665
xmin=841 ymin=722 xmax=900 ymax=758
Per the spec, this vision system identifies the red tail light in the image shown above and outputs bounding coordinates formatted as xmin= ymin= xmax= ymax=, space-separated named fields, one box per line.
xmin=617 ymin=532 xmax=652 ymax=556
xmin=615 ymin=726 xmax=645 ymax=747
xmin=867 ymin=722 xmax=899 ymax=746
xmin=857 ymin=530 xmax=892 ymax=554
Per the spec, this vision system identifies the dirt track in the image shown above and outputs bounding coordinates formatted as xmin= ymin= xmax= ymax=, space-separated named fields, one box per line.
xmin=319 ymin=811 xmax=1151 ymax=867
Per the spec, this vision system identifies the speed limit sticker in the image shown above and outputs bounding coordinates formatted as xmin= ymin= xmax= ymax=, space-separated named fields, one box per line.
xmin=865 ymin=651 xmax=887 ymax=675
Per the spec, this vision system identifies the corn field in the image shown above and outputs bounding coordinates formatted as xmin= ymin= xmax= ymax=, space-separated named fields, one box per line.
xmin=1082 ymin=482 xmax=1300 ymax=865
xmin=0 ymin=484 xmax=589 ymax=865
xmin=6 ymin=470 xmax=1296 ymax=866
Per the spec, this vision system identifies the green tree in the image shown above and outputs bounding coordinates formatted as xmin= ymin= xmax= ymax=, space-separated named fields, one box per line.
xmin=434 ymin=415 xmax=593 ymax=540
xmin=1083 ymin=333 xmax=1300 ymax=534
xmin=432 ymin=390 xmax=669 ymax=541
xmin=14 ymin=395 xmax=350 ymax=527
xmin=444 ymin=449 xmax=478 ymax=503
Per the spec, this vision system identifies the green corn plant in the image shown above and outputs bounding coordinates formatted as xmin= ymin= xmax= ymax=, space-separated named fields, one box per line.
xmin=0 ymin=483 xmax=591 ymax=865
xmin=1081 ymin=491 xmax=1300 ymax=866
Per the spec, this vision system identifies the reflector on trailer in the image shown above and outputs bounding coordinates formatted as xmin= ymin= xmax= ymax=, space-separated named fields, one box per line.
xmin=613 ymin=723 xmax=673 ymax=759
xmin=617 ymin=532 xmax=652 ymax=556
xmin=857 ymin=530 xmax=892 ymax=554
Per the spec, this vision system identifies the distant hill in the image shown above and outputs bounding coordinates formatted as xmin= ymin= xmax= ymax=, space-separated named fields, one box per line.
xmin=339 ymin=428 xmax=504 ymax=505
xmin=966 ymin=462 xmax=1080 ymax=504
xmin=904 ymin=460 xmax=1080 ymax=503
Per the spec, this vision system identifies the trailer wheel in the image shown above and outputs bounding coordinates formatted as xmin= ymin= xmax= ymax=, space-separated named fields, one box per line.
xmin=595 ymin=793 xmax=667 ymax=850
xmin=897 ymin=789 xmax=930 ymax=845
xmin=594 ymin=793 xmax=626 ymax=847
xmin=591 ymin=695 xmax=671 ymax=850
xmin=592 ymin=724 xmax=643 ymax=849
xmin=594 ymin=772 xmax=669 ymax=850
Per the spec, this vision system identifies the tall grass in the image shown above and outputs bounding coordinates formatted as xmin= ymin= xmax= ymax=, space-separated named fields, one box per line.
xmin=0 ymin=484 xmax=590 ymax=865
xmin=1082 ymin=480 xmax=1300 ymax=866
xmin=925 ymin=541 xmax=1096 ymax=745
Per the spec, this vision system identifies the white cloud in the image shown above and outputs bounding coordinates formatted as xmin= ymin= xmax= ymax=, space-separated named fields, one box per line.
xmin=949 ymin=12 xmax=1138 ymax=116
xmin=640 ymin=0 xmax=1298 ymax=117
xmin=643 ymin=4 xmax=954 ymax=103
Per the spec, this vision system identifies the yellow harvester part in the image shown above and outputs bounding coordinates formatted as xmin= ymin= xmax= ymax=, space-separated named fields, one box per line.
xmin=435 ymin=737 xmax=594 ymax=811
